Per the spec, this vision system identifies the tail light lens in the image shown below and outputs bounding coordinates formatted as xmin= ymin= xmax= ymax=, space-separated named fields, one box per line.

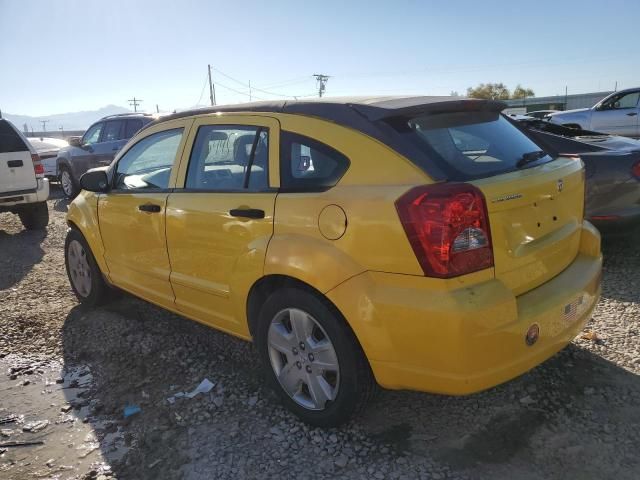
xmin=395 ymin=183 xmax=494 ymax=278
xmin=632 ymin=160 xmax=640 ymax=180
xmin=31 ymin=153 xmax=44 ymax=176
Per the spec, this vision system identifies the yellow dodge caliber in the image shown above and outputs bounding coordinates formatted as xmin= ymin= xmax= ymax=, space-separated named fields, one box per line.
xmin=65 ymin=97 xmax=602 ymax=426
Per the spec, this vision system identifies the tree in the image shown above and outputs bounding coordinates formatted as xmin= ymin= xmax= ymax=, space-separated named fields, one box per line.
xmin=512 ymin=85 xmax=535 ymax=99
xmin=466 ymin=83 xmax=511 ymax=100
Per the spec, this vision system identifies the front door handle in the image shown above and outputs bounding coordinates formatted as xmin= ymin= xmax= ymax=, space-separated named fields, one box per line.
xmin=229 ymin=208 xmax=265 ymax=219
xmin=138 ymin=204 xmax=161 ymax=213
xmin=626 ymin=112 xmax=638 ymax=116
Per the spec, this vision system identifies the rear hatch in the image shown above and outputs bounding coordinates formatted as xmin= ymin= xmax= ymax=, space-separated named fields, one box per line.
xmin=0 ymin=119 xmax=37 ymax=194
xmin=387 ymin=104 xmax=584 ymax=295
xmin=473 ymin=158 xmax=583 ymax=295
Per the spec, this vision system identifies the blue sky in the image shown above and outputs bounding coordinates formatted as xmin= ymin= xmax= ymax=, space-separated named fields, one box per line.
xmin=1 ymin=0 xmax=638 ymax=116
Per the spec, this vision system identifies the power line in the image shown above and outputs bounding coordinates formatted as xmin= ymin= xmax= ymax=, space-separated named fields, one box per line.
xmin=195 ymin=72 xmax=209 ymax=106
xmin=212 ymin=67 xmax=305 ymax=99
xmin=128 ymin=97 xmax=143 ymax=112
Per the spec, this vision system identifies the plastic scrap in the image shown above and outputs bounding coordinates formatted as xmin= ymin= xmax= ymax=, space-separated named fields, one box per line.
xmin=167 ymin=378 xmax=216 ymax=404
xmin=123 ymin=405 xmax=141 ymax=418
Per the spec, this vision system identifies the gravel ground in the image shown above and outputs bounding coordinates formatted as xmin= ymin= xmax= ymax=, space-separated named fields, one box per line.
xmin=0 ymin=185 xmax=639 ymax=480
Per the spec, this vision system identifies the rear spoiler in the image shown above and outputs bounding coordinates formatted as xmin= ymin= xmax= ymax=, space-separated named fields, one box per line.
xmin=350 ymin=99 xmax=508 ymax=122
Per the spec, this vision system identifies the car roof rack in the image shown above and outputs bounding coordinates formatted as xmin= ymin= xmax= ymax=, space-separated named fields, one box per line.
xmin=101 ymin=112 xmax=154 ymax=120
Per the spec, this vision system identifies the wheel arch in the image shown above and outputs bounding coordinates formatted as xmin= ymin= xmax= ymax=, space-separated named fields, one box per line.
xmin=246 ymin=275 xmax=368 ymax=363
xmin=66 ymin=193 xmax=109 ymax=275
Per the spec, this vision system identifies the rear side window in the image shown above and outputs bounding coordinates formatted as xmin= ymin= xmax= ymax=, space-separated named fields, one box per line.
xmin=0 ymin=120 xmax=28 ymax=153
xmin=280 ymin=132 xmax=350 ymax=191
xmin=102 ymin=121 xmax=124 ymax=141
xmin=125 ymin=119 xmax=144 ymax=139
xmin=114 ymin=128 xmax=183 ymax=190
xmin=393 ymin=112 xmax=552 ymax=181
xmin=185 ymin=125 xmax=269 ymax=191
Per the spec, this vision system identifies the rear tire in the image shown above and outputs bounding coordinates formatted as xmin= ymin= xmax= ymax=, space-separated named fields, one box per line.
xmin=64 ymin=228 xmax=109 ymax=306
xmin=255 ymin=286 xmax=377 ymax=427
xmin=59 ymin=166 xmax=78 ymax=199
xmin=18 ymin=202 xmax=49 ymax=230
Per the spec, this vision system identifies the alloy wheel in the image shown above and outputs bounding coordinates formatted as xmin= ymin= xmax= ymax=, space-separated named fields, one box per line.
xmin=267 ymin=308 xmax=340 ymax=410
xmin=61 ymin=170 xmax=73 ymax=197
xmin=67 ymin=239 xmax=92 ymax=297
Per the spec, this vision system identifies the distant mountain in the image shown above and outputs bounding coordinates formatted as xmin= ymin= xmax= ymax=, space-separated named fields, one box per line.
xmin=2 ymin=105 xmax=132 ymax=133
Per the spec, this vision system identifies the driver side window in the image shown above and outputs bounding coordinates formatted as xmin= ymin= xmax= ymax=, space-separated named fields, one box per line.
xmin=603 ymin=92 xmax=640 ymax=110
xmin=82 ymin=122 xmax=104 ymax=145
xmin=114 ymin=128 xmax=183 ymax=191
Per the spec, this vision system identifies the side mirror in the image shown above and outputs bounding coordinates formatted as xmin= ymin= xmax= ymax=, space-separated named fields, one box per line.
xmin=80 ymin=168 xmax=109 ymax=193
xmin=69 ymin=136 xmax=82 ymax=147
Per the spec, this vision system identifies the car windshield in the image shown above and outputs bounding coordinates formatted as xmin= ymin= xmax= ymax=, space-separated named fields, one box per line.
xmin=396 ymin=111 xmax=553 ymax=180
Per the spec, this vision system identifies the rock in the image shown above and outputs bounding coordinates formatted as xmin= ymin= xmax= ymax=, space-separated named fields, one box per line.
xmin=519 ymin=395 xmax=536 ymax=405
xmin=335 ymin=454 xmax=349 ymax=468
xmin=248 ymin=396 xmax=258 ymax=407
xmin=23 ymin=420 xmax=49 ymax=433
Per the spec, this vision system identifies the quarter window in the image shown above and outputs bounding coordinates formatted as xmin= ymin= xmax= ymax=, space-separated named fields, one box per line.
xmin=280 ymin=132 xmax=350 ymax=191
xmin=185 ymin=125 xmax=269 ymax=191
xmin=82 ymin=123 xmax=104 ymax=145
xmin=114 ymin=128 xmax=183 ymax=190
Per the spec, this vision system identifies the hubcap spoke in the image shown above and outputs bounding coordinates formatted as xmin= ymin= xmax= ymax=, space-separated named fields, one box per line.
xmin=309 ymin=340 xmax=339 ymax=371
xmin=277 ymin=362 xmax=300 ymax=395
xmin=268 ymin=323 xmax=294 ymax=355
xmin=289 ymin=309 xmax=315 ymax=343
xmin=306 ymin=373 xmax=334 ymax=408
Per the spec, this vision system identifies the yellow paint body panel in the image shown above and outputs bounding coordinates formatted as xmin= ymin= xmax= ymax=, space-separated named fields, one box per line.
xmin=68 ymin=109 xmax=603 ymax=396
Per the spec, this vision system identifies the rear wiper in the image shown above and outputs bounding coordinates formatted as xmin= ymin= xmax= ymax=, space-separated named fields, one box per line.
xmin=516 ymin=150 xmax=547 ymax=168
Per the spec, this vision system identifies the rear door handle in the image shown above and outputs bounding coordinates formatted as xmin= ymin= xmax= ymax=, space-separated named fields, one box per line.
xmin=229 ymin=208 xmax=265 ymax=219
xmin=138 ymin=204 xmax=162 ymax=213
xmin=626 ymin=112 xmax=638 ymax=116
xmin=7 ymin=160 xmax=23 ymax=168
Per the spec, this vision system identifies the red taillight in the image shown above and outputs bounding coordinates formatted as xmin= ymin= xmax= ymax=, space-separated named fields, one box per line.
xmin=632 ymin=160 xmax=640 ymax=180
xmin=31 ymin=153 xmax=44 ymax=176
xmin=395 ymin=183 xmax=494 ymax=278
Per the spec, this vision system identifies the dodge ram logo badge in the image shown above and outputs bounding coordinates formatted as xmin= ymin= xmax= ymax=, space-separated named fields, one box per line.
xmin=557 ymin=179 xmax=564 ymax=192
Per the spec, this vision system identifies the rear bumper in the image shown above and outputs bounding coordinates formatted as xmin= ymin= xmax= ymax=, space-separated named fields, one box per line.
xmin=327 ymin=221 xmax=602 ymax=395
xmin=0 ymin=178 xmax=49 ymax=210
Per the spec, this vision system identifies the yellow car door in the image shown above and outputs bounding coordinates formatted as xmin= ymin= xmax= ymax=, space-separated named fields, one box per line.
xmin=98 ymin=119 xmax=193 ymax=308
xmin=166 ymin=115 xmax=280 ymax=337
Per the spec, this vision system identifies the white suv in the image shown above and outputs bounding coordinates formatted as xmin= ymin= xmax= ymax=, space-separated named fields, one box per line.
xmin=0 ymin=118 xmax=50 ymax=230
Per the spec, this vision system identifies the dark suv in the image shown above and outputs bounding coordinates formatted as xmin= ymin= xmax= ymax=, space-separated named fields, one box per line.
xmin=57 ymin=113 xmax=154 ymax=197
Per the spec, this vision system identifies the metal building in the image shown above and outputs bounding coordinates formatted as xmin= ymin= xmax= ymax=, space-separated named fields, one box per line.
xmin=505 ymin=90 xmax=614 ymax=113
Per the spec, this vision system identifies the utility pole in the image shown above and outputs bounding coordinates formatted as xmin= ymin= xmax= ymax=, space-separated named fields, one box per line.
xmin=59 ymin=125 xmax=64 ymax=137
xmin=313 ymin=74 xmax=330 ymax=97
xmin=128 ymin=97 xmax=143 ymax=112
xmin=40 ymin=119 xmax=49 ymax=133
xmin=249 ymin=80 xmax=252 ymax=102
xmin=156 ymin=104 xmax=160 ymax=113
xmin=208 ymin=64 xmax=217 ymax=106
xmin=564 ymin=86 xmax=568 ymax=111
xmin=614 ymin=81 xmax=618 ymax=92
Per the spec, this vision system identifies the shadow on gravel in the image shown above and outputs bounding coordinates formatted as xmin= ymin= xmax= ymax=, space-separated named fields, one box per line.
xmin=0 ymin=227 xmax=46 ymax=290
xmin=361 ymin=344 xmax=640 ymax=479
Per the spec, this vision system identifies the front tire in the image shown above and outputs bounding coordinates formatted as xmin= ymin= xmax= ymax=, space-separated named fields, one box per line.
xmin=59 ymin=166 xmax=78 ymax=199
xmin=64 ymin=228 xmax=109 ymax=306
xmin=18 ymin=202 xmax=49 ymax=230
xmin=255 ymin=287 xmax=376 ymax=427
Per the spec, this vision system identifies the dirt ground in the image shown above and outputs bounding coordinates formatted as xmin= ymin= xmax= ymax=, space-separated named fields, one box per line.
xmin=1 ymin=185 xmax=639 ymax=480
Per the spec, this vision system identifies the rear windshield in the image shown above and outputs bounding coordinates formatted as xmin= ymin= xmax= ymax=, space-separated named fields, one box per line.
xmin=0 ymin=120 xmax=28 ymax=153
xmin=394 ymin=111 xmax=553 ymax=181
